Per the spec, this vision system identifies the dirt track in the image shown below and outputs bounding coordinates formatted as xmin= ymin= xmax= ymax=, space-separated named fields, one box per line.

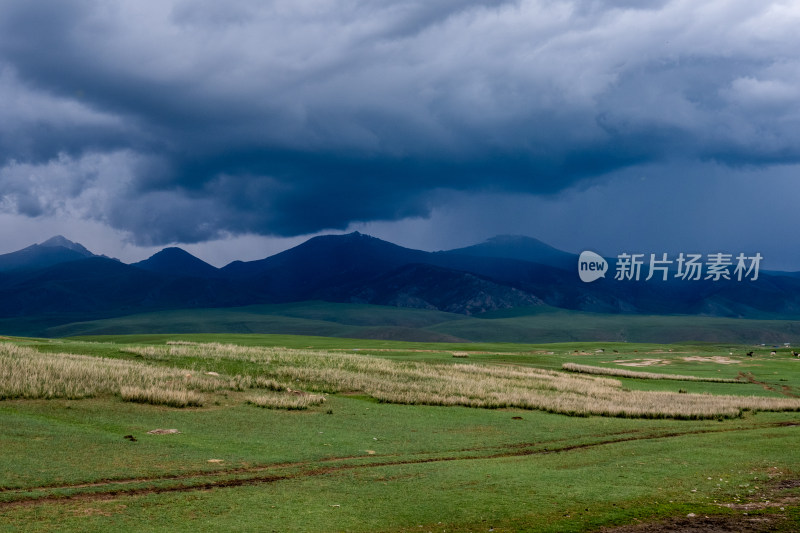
xmin=2 ymin=420 xmax=798 ymax=512
xmin=739 ymin=372 xmax=800 ymax=398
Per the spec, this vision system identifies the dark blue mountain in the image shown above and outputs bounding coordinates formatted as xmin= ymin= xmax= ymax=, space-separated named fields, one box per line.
xmin=322 ymin=262 xmax=544 ymax=315
xmin=218 ymin=231 xmax=800 ymax=317
xmin=0 ymin=256 xmax=244 ymax=318
xmin=0 ymin=235 xmax=96 ymax=272
xmin=442 ymin=235 xmax=577 ymax=270
xmin=133 ymin=247 xmax=222 ymax=278
xmin=221 ymin=232 xmax=430 ymax=300
xmin=764 ymin=270 xmax=800 ymax=279
xmin=1 ymin=232 xmax=800 ymax=336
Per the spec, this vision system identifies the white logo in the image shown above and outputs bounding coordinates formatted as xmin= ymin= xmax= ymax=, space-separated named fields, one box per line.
xmin=578 ymin=251 xmax=608 ymax=283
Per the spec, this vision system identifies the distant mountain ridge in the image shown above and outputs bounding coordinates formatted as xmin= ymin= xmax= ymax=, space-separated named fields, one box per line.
xmin=2 ymin=232 xmax=800 ymax=337
xmin=0 ymin=235 xmax=96 ymax=272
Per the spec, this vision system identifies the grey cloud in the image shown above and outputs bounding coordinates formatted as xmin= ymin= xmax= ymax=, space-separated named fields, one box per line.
xmin=1 ymin=0 xmax=799 ymax=244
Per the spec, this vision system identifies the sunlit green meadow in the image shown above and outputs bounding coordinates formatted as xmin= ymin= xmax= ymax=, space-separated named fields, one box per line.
xmin=1 ymin=334 xmax=799 ymax=532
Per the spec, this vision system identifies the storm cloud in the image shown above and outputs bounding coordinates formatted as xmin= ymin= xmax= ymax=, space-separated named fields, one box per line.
xmin=1 ymin=0 xmax=799 ymax=245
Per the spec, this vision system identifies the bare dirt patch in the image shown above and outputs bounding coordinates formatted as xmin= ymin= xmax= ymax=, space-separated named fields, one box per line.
xmin=612 ymin=355 xmax=742 ymax=367
xmin=600 ymin=477 xmax=800 ymax=532
xmin=682 ymin=356 xmax=740 ymax=365
xmin=775 ymin=479 xmax=800 ymax=490
xmin=598 ymin=513 xmax=790 ymax=533
xmin=616 ymin=359 xmax=668 ymax=367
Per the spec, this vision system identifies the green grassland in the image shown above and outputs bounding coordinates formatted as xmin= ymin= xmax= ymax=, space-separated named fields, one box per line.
xmin=1 ymin=335 xmax=799 ymax=532
xmin=5 ymin=301 xmax=800 ymax=344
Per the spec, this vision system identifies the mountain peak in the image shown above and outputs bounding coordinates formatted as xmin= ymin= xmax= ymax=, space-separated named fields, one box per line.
xmin=0 ymin=236 xmax=95 ymax=272
xmin=150 ymin=247 xmax=196 ymax=258
xmin=39 ymin=235 xmax=94 ymax=256
xmin=134 ymin=247 xmax=220 ymax=278
xmin=444 ymin=234 xmax=576 ymax=270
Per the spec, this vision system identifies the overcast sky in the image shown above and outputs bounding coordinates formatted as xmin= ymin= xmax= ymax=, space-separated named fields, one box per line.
xmin=1 ymin=1 xmax=799 ymax=269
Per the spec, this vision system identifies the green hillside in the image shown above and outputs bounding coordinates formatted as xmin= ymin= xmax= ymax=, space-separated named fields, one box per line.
xmin=11 ymin=301 xmax=799 ymax=344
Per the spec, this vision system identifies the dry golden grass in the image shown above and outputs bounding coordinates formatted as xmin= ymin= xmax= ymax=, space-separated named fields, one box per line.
xmin=6 ymin=341 xmax=799 ymax=418
xmin=0 ymin=343 xmax=289 ymax=407
xmin=0 ymin=343 xmax=206 ymax=400
xmin=246 ymin=391 xmax=326 ymax=410
xmin=124 ymin=343 xmax=800 ymax=419
xmin=126 ymin=342 xmax=276 ymax=363
xmin=120 ymin=386 xmax=203 ymax=408
xmin=562 ymin=362 xmax=743 ymax=383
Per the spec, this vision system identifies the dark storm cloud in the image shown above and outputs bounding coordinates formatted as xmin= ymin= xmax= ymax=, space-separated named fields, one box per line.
xmin=1 ymin=0 xmax=799 ymax=244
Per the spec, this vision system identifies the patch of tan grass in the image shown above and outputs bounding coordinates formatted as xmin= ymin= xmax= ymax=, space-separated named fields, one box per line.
xmin=0 ymin=343 xmax=289 ymax=407
xmin=123 ymin=342 xmax=276 ymax=364
xmin=120 ymin=386 xmax=203 ymax=408
xmin=10 ymin=341 xmax=800 ymax=419
xmin=562 ymin=363 xmax=742 ymax=383
xmin=126 ymin=343 xmax=800 ymax=419
xmin=246 ymin=391 xmax=326 ymax=410
xmin=0 ymin=343 xmax=208 ymax=400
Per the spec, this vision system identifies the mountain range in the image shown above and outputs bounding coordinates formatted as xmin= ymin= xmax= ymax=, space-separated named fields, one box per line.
xmin=1 ymin=232 xmax=800 ymax=336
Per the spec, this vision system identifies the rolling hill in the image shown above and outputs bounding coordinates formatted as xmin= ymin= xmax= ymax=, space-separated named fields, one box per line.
xmin=21 ymin=301 xmax=800 ymax=345
xmin=1 ymin=233 xmax=800 ymax=340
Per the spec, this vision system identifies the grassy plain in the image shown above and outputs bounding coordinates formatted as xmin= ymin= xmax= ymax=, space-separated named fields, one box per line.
xmin=1 ymin=335 xmax=799 ymax=532
xmin=6 ymin=301 xmax=800 ymax=344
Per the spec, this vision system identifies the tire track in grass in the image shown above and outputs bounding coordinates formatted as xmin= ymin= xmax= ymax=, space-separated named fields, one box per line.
xmin=739 ymin=372 xmax=800 ymax=398
xmin=1 ymin=420 xmax=798 ymax=509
